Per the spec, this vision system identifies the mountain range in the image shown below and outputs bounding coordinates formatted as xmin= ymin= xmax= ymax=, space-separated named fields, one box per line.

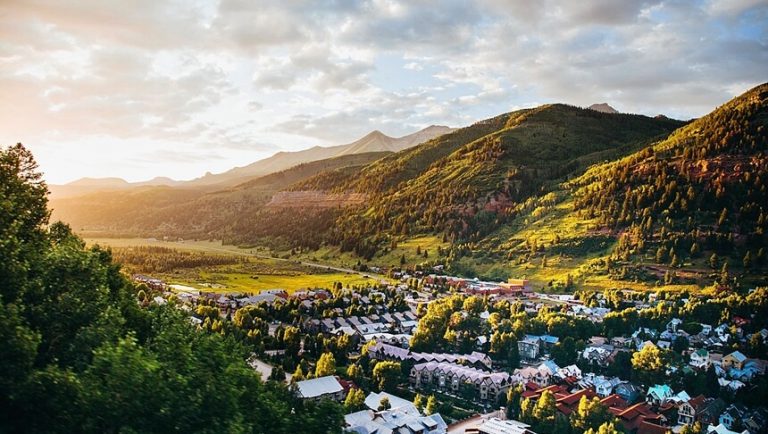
xmin=49 ymin=86 xmax=768 ymax=289
xmin=50 ymin=125 xmax=454 ymax=198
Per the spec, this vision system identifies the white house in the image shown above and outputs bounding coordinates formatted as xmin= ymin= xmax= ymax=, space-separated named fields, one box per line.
xmin=295 ymin=375 xmax=345 ymax=401
xmin=667 ymin=318 xmax=683 ymax=333
xmin=690 ymin=348 xmax=711 ymax=369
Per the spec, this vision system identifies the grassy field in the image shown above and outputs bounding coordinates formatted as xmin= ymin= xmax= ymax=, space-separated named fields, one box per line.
xmin=191 ymin=271 xmax=376 ymax=293
xmin=86 ymin=238 xmax=384 ymax=294
xmin=286 ymin=235 xmax=450 ymax=269
xmin=86 ymin=237 xmax=270 ymax=256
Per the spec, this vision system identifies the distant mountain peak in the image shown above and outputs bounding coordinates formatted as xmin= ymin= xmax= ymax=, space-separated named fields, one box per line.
xmin=366 ymin=129 xmax=388 ymax=137
xmin=67 ymin=177 xmax=129 ymax=187
xmin=588 ymin=103 xmax=619 ymax=114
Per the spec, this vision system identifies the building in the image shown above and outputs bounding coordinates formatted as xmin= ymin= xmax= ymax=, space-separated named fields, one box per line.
xmin=369 ymin=342 xmax=492 ymax=369
xmin=667 ymin=318 xmax=683 ymax=333
xmin=690 ymin=349 xmax=711 ymax=369
xmin=646 ymin=384 xmax=674 ymax=407
xmin=614 ymin=382 xmax=642 ymax=404
xmin=706 ymin=424 xmax=749 ymax=434
xmin=344 ymin=407 xmax=448 ymax=434
xmin=518 ymin=337 xmax=540 ymax=360
xmin=410 ymin=361 xmax=513 ymax=402
xmin=364 ymin=392 xmax=415 ymax=412
xmin=743 ymin=407 xmax=768 ymax=433
xmin=295 ymin=375 xmax=345 ymax=401
xmin=722 ymin=351 xmax=747 ymax=370
xmin=719 ymin=404 xmax=747 ymax=430
xmin=468 ymin=417 xmax=536 ymax=434
xmin=678 ymin=395 xmax=713 ymax=426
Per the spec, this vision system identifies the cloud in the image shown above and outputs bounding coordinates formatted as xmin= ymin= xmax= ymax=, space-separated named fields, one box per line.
xmin=0 ymin=0 xmax=766 ymax=183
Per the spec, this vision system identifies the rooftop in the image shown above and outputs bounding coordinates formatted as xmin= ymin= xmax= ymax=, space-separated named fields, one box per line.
xmin=295 ymin=375 xmax=343 ymax=399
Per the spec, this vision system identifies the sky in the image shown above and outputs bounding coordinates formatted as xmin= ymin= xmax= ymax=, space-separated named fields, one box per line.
xmin=1 ymin=0 xmax=766 ymax=184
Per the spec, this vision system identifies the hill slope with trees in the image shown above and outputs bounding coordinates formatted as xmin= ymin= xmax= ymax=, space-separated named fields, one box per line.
xmin=1 ymin=144 xmax=343 ymax=433
xmin=467 ymin=82 xmax=768 ymax=289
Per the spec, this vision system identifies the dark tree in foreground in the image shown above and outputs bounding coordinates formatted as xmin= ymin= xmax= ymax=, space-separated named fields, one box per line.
xmin=0 ymin=144 xmax=345 ymax=434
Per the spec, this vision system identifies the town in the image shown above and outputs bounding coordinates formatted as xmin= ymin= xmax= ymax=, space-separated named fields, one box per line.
xmin=134 ymin=272 xmax=768 ymax=434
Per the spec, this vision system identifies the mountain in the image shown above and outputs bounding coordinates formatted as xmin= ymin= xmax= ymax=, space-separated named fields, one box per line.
xmin=204 ymin=104 xmax=682 ymax=257
xmin=50 ymin=176 xmax=185 ymax=199
xmin=464 ymin=82 xmax=768 ymax=288
xmin=185 ymin=125 xmax=454 ymax=187
xmin=49 ymin=125 xmax=453 ymax=198
xmin=50 ymin=84 xmax=768 ymax=290
xmin=336 ymin=125 xmax=455 ymax=156
xmin=49 ymin=151 xmax=392 ymax=238
xmin=587 ymin=103 xmax=619 ymax=114
xmin=271 ymin=84 xmax=767 ymax=290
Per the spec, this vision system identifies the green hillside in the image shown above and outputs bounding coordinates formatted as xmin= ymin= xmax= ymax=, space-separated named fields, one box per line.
xmin=279 ymin=104 xmax=684 ymax=259
xmin=258 ymin=84 xmax=768 ymax=292
xmin=467 ymin=83 xmax=768 ymax=290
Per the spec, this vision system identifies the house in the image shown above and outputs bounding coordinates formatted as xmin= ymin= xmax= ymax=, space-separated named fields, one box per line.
xmin=594 ymin=377 xmax=622 ymax=397
xmin=368 ymin=342 xmax=492 ymax=369
xmin=710 ymin=353 xmax=724 ymax=367
xmin=514 ymin=366 xmax=552 ymax=388
xmin=678 ymin=394 xmax=708 ymax=425
xmin=690 ymin=349 xmax=711 ymax=369
xmin=646 ymin=384 xmax=674 ymax=407
xmin=344 ymin=407 xmax=448 ymax=434
xmin=538 ymin=360 xmax=560 ymax=377
xmin=518 ymin=337 xmax=540 ymax=360
xmin=722 ymin=351 xmax=747 ymax=370
xmin=611 ymin=337 xmax=629 ymax=348
xmin=719 ymin=404 xmax=747 ymax=430
xmin=472 ymin=417 xmax=535 ymax=434
xmin=609 ymin=402 xmax=665 ymax=433
xmin=698 ymin=399 xmax=727 ymax=426
xmin=555 ymin=364 xmax=582 ymax=383
xmin=742 ymin=407 xmax=768 ymax=434
xmin=295 ymin=375 xmax=346 ymax=401
xmin=581 ymin=345 xmax=614 ymax=368
xmin=411 ymin=362 xmax=513 ymax=402
xmin=614 ymin=382 xmax=642 ymax=404
xmin=706 ymin=423 xmax=749 ymax=434
xmin=363 ymin=392 xmax=416 ymax=412
xmin=667 ymin=318 xmax=683 ymax=333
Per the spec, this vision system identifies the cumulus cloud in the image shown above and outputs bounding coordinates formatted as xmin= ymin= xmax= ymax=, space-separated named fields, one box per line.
xmin=0 ymin=0 xmax=765 ymax=183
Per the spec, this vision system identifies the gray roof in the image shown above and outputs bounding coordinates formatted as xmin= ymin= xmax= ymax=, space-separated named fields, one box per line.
xmin=295 ymin=375 xmax=343 ymax=399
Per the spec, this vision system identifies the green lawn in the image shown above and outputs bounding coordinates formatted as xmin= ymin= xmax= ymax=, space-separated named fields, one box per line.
xmin=86 ymin=237 xmax=385 ymax=294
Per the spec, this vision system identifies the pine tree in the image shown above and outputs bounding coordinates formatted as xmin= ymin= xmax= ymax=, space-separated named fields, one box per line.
xmin=690 ymin=242 xmax=700 ymax=257
xmin=743 ymin=251 xmax=752 ymax=269
xmin=709 ymin=253 xmax=719 ymax=269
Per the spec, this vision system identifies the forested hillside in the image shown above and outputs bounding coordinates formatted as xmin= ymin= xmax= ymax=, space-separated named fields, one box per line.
xmin=467 ymin=82 xmax=768 ymax=289
xmin=270 ymin=105 xmax=683 ymax=259
xmin=0 ymin=144 xmax=344 ymax=433
xmin=260 ymin=84 xmax=768 ymax=291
